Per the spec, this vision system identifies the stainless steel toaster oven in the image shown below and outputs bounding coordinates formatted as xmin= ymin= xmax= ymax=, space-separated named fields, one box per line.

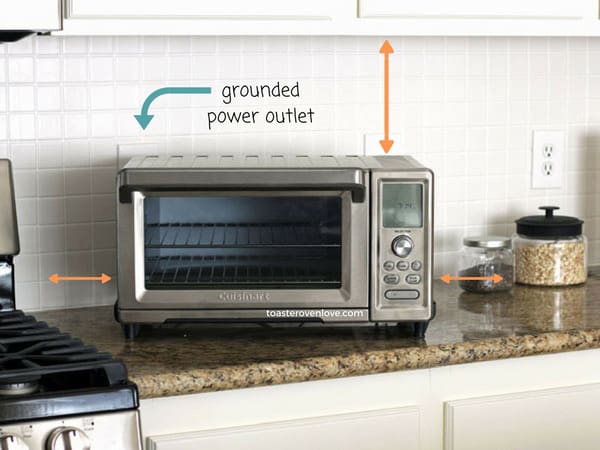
xmin=115 ymin=154 xmax=434 ymax=338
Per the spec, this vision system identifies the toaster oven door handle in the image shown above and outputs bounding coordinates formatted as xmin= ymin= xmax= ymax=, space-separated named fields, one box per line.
xmin=118 ymin=169 xmax=366 ymax=203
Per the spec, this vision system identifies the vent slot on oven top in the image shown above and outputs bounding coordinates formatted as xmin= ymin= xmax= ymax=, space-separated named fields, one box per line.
xmin=143 ymin=196 xmax=342 ymax=290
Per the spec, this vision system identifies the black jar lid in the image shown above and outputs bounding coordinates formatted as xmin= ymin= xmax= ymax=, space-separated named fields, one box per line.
xmin=515 ymin=206 xmax=583 ymax=238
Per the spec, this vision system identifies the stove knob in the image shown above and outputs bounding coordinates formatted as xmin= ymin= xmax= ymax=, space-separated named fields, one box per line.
xmin=0 ymin=434 xmax=29 ymax=450
xmin=46 ymin=427 xmax=90 ymax=450
xmin=391 ymin=235 xmax=413 ymax=258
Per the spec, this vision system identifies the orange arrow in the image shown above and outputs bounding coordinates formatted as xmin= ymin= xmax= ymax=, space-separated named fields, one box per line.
xmin=440 ymin=273 xmax=504 ymax=284
xmin=379 ymin=40 xmax=394 ymax=153
xmin=49 ymin=273 xmax=112 ymax=284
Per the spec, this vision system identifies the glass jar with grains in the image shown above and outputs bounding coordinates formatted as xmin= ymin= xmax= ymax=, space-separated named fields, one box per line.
xmin=513 ymin=206 xmax=587 ymax=286
xmin=458 ymin=236 xmax=514 ymax=293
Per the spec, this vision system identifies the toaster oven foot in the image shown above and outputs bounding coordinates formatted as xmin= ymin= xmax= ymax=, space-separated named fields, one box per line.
xmin=407 ymin=301 xmax=437 ymax=339
xmin=114 ymin=301 xmax=143 ymax=339
xmin=412 ymin=321 xmax=429 ymax=339
xmin=122 ymin=323 xmax=142 ymax=340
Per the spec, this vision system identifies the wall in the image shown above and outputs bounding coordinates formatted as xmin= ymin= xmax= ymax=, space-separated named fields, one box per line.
xmin=0 ymin=35 xmax=598 ymax=310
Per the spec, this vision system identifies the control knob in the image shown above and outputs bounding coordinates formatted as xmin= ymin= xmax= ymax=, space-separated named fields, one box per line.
xmin=46 ymin=427 xmax=90 ymax=450
xmin=0 ymin=434 xmax=29 ymax=450
xmin=391 ymin=235 xmax=413 ymax=258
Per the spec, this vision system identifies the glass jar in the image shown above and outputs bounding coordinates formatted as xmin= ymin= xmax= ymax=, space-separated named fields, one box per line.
xmin=458 ymin=236 xmax=514 ymax=293
xmin=513 ymin=206 xmax=587 ymax=286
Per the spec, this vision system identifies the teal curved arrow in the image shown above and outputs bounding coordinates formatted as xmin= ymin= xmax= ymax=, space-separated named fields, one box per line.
xmin=134 ymin=87 xmax=212 ymax=130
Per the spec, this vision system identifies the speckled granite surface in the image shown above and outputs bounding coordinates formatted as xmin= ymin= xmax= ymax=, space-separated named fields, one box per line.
xmin=35 ymin=273 xmax=600 ymax=399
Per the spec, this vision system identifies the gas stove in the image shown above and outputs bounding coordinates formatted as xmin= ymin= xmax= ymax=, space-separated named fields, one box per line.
xmin=0 ymin=160 xmax=142 ymax=449
xmin=0 ymin=309 xmax=142 ymax=449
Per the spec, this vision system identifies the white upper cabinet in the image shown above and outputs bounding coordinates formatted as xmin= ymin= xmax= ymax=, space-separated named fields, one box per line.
xmin=0 ymin=0 xmax=61 ymax=31
xmin=61 ymin=0 xmax=355 ymax=35
xmin=359 ymin=0 xmax=595 ymax=20
xmin=59 ymin=0 xmax=600 ymax=35
xmin=66 ymin=0 xmax=340 ymax=20
xmin=357 ymin=0 xmax=600 ymax=35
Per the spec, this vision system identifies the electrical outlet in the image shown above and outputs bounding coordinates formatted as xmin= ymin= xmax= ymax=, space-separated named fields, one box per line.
xmin=531 ymin=130 xmax=564 ymax=189
xmin=363 ymin=133 xmax=401 ymax=156
xmin=542 ymin=144 xmax=554 ymax=158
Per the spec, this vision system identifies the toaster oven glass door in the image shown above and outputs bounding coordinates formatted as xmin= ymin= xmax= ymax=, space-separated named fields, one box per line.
xmin=143 ymin=195 xmax=342 ymax=290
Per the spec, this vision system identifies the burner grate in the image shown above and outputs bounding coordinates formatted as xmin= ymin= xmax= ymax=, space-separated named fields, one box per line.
xmin=0 ymin=310 xmax=127 ymax=385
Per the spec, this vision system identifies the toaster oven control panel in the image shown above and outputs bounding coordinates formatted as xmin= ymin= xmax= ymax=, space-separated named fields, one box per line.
xmin=371 ymin=172 xmax=432 ymax=322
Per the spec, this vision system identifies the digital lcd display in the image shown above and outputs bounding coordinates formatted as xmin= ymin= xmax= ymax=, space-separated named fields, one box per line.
xmin=382 ymin=184 xmax=423 ymax=228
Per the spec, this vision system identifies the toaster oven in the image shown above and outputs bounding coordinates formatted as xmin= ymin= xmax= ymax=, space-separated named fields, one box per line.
xmin=115 ymin=154 xmax=434 ymax=338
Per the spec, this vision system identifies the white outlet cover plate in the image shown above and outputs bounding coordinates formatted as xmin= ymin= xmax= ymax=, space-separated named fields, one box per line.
xmin=531 ymin=130 xmax=564 ymax=189
xmin=363 ymin=133 xmax=402 ymax=156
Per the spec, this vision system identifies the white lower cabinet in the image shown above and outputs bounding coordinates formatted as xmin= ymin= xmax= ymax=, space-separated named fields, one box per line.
xmin=146 ymin=406 xmax=420 ymax=450
xmin=140 ymin=349 xmax=600 ymax=450
xmin=445 ymin=384 xmax=600 ymax=450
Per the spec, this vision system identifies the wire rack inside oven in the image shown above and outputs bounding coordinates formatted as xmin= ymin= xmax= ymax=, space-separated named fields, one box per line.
xmin=144 ymin=254 xmax=341 ymax=288
xmin=144 ymin=222 xmax=342 ymax=288
xmin=144 ymin=222 xmax=341 ymax=248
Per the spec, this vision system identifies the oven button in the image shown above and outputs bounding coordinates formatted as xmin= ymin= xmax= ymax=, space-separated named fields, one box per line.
xmin=0 ymin=434 xmax=29 ymax=450
xmin=384 ymin=289 xmax=420 ymax=300
xmin=396 ymin=261 xmax=409 ymax=271
xmin=391 ymin=235 xmax=413 ymax=258
xmin=46 ymin=427 xmax=90 ymax=450
xmin=383 ymin=261 xmax=395 ymax=271
xmin=406 ymin=274 xmax=422 ymax=284
xmin=411 ymin=260 xmax=423 ymax=271
xmin=383 ymin=274 xmax=400 ymax=285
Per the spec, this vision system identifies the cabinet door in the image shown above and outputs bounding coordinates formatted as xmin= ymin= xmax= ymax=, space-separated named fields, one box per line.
xmin=67 ymin=0 xmax=341 ymax=19
xmin=359 ymin=0 xmax=595 ymax=20
xmin=146 ymin=406 xmax=420 ymax=450
xmin=0 ymin=0 xmax=61 ymax=30
xmin=445 ymin=384 xmax=600 ymax=450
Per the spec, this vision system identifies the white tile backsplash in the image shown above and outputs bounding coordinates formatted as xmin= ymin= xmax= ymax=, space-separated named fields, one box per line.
xmin=8 ymin=57 xmax=34 ymax=83
xmin=37 ymin=169 xmax=64 ymax=197
xmin=0 ymin=35 xmax=599 ymax=310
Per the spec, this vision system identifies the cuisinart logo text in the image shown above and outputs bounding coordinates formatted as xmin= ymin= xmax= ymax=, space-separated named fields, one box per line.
xmin=218 ymin=292 xmax=271 ymax=302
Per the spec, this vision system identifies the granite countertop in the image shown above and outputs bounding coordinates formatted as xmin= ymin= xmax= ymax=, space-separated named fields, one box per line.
xmin=36 ymin=273 xmax=600 ymax=399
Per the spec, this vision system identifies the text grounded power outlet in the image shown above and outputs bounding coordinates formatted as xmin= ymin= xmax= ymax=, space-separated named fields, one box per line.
xmin=531 ymin=130 xmax=564 ymax=189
